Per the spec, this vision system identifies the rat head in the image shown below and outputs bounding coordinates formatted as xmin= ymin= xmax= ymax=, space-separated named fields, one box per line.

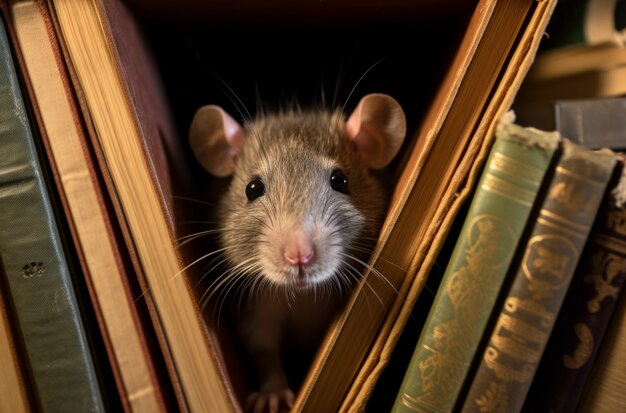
xmin=190 ymin=93 xmax=406 ymax=291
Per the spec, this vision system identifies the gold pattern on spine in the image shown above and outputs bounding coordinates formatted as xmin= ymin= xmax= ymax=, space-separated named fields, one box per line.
xmin=540 ymin=209 xmax=591 ymax=233
xmin=482 ymin=174 xmax=535 ymax=206
xmin=606 ymin=208 xmax=626 ymax=235
xmin=522 ymin=234 xmax=578 ymax=299
xmin=483 ymin=347 xmax=536 ymax=382
xmin=556 ymin=165 xmax=610 ymax=188
xmin=562 ymin=323 xmax=594 ymax=369
xmin=413 ymin=215 xmax=516 ymax=411
xmin=474 ymin=381 xmax=510 ymax=413
xmin=584 ymin=250 xmax=626 ymax=313
xmin=504 ymin=298 xmax=555 ymax=328
xmin=490 ymin=152 xmax=545 ymax=185
xmin=594 ymin=234 xmax=626 ymax=254
xmin=548 ymin=173 xmax=603 ymax=216
xmin=536 ymin=217 xmax=585 ymax=239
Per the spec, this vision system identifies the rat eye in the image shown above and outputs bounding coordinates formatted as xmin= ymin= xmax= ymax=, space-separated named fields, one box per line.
xmin=330 ymin=170 xmax=349 ymax=194
xmin=245 ymin=178 xmax=265 ymax=201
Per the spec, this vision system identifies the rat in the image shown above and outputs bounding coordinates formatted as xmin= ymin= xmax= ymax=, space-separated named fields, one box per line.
xmin=189 ymin=93 xmax=406 ymax=413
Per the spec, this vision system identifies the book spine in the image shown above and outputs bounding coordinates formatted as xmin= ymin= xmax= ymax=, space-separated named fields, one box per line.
xmin=391 ymin=113 xmax=559 ymax=413
xmin=0 ymin=16 xmax=105 ymax=412
xmin=522 ymin=159 xmax=626 ymax=412
xmin=576 ymin=268 xmax=626 ymax=413
xmin=460 ymin=140 xmax=617 ymax=413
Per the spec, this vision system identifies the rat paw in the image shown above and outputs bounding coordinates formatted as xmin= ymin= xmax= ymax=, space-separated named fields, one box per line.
xmin=245 ymin=389 xmax=295 ymax=413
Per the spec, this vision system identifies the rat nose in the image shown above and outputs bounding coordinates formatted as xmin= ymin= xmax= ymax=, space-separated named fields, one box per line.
xmin=284 ymin=234 xmax=315 ymax=266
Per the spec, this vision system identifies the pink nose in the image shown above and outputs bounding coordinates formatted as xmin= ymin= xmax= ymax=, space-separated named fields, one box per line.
xmin=284 ymin=235 xmax=314 ymax=266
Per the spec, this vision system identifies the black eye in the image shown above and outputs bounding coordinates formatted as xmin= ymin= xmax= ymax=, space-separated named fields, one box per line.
xmin=245 ymin=178 xmax=265 ymax=201
xmin=330 ymin=170 xmax=349 ymax=194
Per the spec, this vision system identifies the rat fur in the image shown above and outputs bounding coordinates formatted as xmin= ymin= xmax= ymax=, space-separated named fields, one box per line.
xmin=189 ymin=93 xmax=406 ymax=413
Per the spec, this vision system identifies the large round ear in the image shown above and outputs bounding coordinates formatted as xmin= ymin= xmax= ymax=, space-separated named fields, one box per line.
xmin=345 ymin=93 xmax=407 ymax=169
xmin=189 ymin=105 xmax=244 ymax=177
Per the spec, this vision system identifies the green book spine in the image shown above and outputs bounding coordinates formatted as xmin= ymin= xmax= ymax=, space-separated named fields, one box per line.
xmin=0 ymin=16 xmax=105 ymax=412
xmin=460 ymin=140 xmax=617 ymax=413
xmin=391 ymin=113 xmax=559 ymax=413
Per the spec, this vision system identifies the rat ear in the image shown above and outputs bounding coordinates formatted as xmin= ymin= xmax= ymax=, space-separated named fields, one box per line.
xmin=189 ymin=105 xmax=244 ymax=177
xmin=345 ymin=93 xmax=407 ymax=169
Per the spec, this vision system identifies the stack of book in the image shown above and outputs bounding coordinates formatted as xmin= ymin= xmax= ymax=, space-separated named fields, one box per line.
xmin=389 ymin=0 xmax=626 ymax=412
xmin=4 ymin=0 xmax=623 ymax=412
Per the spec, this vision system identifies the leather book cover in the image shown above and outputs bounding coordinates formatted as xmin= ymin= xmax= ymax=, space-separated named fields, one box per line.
xmin=391 ymin=113 xmax=559 ymax=413
xmin=45 ymin=0 xmax=241 ymax=411
xmin=576 ymin=264 xmax=626 ymax=413
xmin=461 ymin=140 xmax=617 ymax=413
xmin=5 ymin=0 xmax=173 ymax=410
xmin=0 ymin=13 xmax=107 ymax=411
xmin=522 ymin=157 xmax=626 ymax=412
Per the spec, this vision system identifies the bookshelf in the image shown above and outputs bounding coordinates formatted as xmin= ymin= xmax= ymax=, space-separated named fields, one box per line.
xmin=5 ymin=0 xmax=626 ymax=412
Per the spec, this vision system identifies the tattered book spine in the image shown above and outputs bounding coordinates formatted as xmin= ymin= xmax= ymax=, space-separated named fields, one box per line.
xmin=522 ymin=157 xmax=626 ymax=413
xmin=391 ymin=113 xmax=559 ymax=413
xmin=460 ymin=140 xmax=617 ymax=413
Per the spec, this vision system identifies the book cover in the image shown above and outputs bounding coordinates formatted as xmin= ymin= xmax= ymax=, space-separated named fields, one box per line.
xmin=522 ymin=157 xmax=626 ymax=412
xmin=460 ymin=140 xmax=617 ymax=413
xmin=391 ymin=112 xmax=559 ymax=413
xmin=0 ymin=13 xmax=106 ymax=413
xmin=46 ymin=0 xmax=239 ymax=410
xmin=576 ymin=261 xmax=626 ymax=413
xmin=514 ymin=0 xmax=626 ymax=104
xmin=514 ymin=96 xmax=626 ymax=150
xmin=6 ymin=0 xmax=170 ymax=410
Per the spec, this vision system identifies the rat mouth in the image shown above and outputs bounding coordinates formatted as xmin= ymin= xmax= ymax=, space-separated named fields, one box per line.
xmin=295 ymin=267 xmax=308 ymax=290
xmin=282 ymin=266 xmax=308 ymax=291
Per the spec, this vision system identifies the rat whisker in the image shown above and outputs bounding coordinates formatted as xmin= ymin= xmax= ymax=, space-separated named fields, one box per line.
xmin=339 ymin=261 xmax=384 ymax=314
xmin=344 ymin=252 xmax=400 ymax=297
xmin=345 ymin=244 xmax=406 ymax=273
xmin=201 ymin=256 xmax=256 ymax=299
xmin=172 ymin=247 xmax=229 ymax=280
xmin=173 ymin=195 xmax=218 ymax=208
xmin=193 ymin=256 xmax=230 ymax=290
xmin=176 ymin=229 xmax=223 ymax=247
xmin=202 ymin=258 xmax=260 ymax=316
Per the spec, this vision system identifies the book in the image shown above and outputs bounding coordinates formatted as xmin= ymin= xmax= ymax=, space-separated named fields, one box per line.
xmin=514 ymin=96 xmax=626 ymax=150
xmin=390 ymin=112 xmax=560 ymax=413
xmin=576 ymin=262 xmax=626 ymax=413
xmin=522 ymin=0 xmax=625 ymax=50
xmin=515 ymin=0 xmax=626 ymax=103
xmin=303 ymin=0 xmax=559 ymax=411
xmin=515 ymin=41 xmax=626 ymax=103
xmin=5 ymin=0 xmax=170 ymax=410
xmin=43 ymin=0 xmax=239 ymax=411
xmin=460 ymin=140 xmax=617 ymax=413
xmin=0 ymin=260 xmax=31 ymax=413
xmin=0 ymin=12 xmax=106 ymax=413
xmin=521 ymin=157 xmax=626 ymax=412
